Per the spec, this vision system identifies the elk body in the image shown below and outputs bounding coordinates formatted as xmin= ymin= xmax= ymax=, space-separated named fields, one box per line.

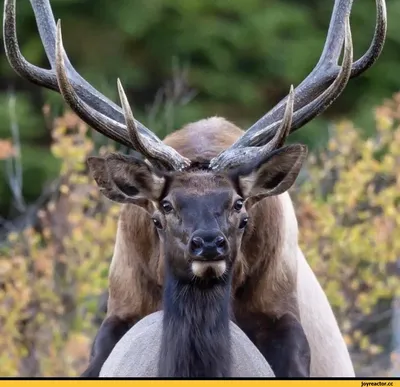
xmin=3 ymin=0 xmax=387 ymax=378
xmin=87 ymin=109 xmax=313 ymax=377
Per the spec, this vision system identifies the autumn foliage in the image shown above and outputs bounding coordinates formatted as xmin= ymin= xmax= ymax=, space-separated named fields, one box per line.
xmin=294 ymin=93 xmax=400 ymax=374
xmin=1 ymin=94 xmax=400 ymax=376
xmin=0 ymin=113 xmax=119 ymax=376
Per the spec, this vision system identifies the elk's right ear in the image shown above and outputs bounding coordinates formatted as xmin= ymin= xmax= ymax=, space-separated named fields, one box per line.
xmin=232 ymin=144 xmax=307 ymax=207
xmin=87 ymin=154 xmax=166 ymax=206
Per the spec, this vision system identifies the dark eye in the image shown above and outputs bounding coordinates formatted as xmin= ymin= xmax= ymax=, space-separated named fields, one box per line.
xmin=161 ymin=201 xmax=173 ymax=213
xmin=152 ymin=218 xmax=163 ymax=230
xmin=239 ymin=217 xmax=249 ymax=229
xmin=233 ymin=199 xmax=244 ymax=211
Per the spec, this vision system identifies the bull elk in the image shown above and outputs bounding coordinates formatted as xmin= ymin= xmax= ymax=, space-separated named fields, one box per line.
xmin=3 ymin=0 xmax=387 ymax=378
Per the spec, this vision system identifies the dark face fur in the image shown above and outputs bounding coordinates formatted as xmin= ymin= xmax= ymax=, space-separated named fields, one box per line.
xmin=151 ymin=172 xmax=249 ymax=281
xmin=87 ymin=144 xmax=307 ymax=282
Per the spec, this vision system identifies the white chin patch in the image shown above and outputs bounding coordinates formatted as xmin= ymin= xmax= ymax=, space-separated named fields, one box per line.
xmin=191 ymin=260 xmax=227 ymax=278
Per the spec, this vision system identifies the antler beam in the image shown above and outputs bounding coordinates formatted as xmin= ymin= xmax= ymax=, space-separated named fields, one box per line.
xmin=3 ymin=0 xmax=190 ymax=171
xmin=209 ymin=0 xmax=386 ymax=170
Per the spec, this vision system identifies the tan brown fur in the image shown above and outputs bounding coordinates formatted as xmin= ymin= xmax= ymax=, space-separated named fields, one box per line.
xmin=163 ymin=116 xmax=244 ymax=164
xmin=107 ymin=204 xmax=162 ymax=318
xmin=89 ymin=116 xmax=354 ymax=377
xmin=107 ymin=116 xmax=297 ymax=322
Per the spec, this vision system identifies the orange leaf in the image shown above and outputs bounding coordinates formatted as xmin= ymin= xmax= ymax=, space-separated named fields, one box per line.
xmin=0 ymin=140 xmax=15 ymax=160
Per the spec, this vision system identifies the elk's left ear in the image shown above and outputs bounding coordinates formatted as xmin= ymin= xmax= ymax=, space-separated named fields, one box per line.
xmin=87 ymin=153 xmax=166 ymax=208
xmin=235 ymin=144 xmax=307 ymax=204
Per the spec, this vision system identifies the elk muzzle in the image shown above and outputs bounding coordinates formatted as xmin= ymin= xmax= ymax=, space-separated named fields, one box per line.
xmin=188 ymin=230 xmax=229 ymax=278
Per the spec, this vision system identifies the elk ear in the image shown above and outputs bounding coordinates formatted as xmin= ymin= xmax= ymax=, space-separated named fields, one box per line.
xmin=235 ymin=144 xmax=307 ymax=206
xmin=87 ymin=153 xmax=166 ymax=207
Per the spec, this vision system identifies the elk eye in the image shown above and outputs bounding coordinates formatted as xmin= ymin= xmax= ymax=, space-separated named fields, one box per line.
xmin=239 ymin=217 xmax=249 ymax=229
xmin=152 ymin=218 xmax=163 ymax=229
xmin=161 ymin=200 xmax=173 ymax=213
xmin=233 ymin=199 xmax=244 ymax=211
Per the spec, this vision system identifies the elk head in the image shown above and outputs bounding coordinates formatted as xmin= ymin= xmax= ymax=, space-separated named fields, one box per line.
xmin=3 ymin=0 xmax=387 ymax=280
xmin=87 ymin=82 xmax=307 ymax=281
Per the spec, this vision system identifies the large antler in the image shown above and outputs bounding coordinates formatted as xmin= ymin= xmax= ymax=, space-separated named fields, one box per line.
xmin=3 ymin=0 xmax=190 ymax=171
xmin=209 ymin=0 xmax=387 ymax=171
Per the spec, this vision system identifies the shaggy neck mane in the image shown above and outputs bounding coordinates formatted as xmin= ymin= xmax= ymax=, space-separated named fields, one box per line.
xmin=158 ymin=265 xmax=232 ymax=377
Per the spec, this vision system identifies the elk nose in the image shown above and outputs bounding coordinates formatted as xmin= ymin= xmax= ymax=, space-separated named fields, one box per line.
xmin=189 ymin=231 xmax=228 ymax=260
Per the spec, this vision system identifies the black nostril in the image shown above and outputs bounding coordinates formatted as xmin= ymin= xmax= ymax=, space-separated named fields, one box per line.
xmin=215 ymin=236 xmax=226 ymax=248
xmin=189 ymin=232 xmax=228 ymax=259
xmin=191 ymin=236 xmax=204 ymax=250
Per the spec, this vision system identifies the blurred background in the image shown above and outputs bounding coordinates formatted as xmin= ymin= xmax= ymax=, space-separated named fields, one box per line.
xmin=0 ymin=0 xmax=399 ymax=377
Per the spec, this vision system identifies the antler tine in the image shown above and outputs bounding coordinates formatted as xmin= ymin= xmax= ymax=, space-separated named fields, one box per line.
xmin=262 ymin=84 xmax=294 ymax=152
xmin=55 ymin=21 xmax=190 ymax=171
xmin=211 ymin=85 xmax=295 ymax=171
xmin=351 ymin=0 xmax=386 ymax=77
xmin=117 ymin=79 xmax=190 ymax=171
xmin=54 ymin=21 xmax=130 ymax=148
xmin=248 ymin=15 xmax=353 ymax=149
xmin=289 ymin=17 xmax=353 ymax=131
xmin=3 ymin=0 xmax=160 ymax=144
xmin=226 ymin=0 xmax=386 ymax=151
xmin=211 ymin=16 xmax=353 ymax=171
xmin=116 ymin=80 xmax=151 ymax=158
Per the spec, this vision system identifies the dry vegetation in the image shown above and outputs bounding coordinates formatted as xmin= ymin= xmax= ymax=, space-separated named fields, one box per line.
xmin=0 ymin=113 xmax=119 ymax=376
xmin=1 ymin=95 xmax=400 ymax=376
xmin=295 ymin=94 xmax=400 ymax=375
